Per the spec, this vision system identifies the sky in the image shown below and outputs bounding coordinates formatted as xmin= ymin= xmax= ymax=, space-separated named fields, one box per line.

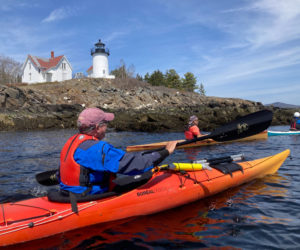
xmin=1 ymin=0 xmax=300 ymax=105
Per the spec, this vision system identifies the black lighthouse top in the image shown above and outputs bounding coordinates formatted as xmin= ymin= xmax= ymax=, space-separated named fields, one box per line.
xmin=91 ymin=39 xmax=110 ymax=56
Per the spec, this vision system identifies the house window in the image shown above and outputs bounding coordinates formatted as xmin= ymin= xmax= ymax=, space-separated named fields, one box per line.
xmin=62 ymin=63 xmax=66 ymax=70
xmin=103 ymin=69 xmax=105 ymax=75
xmin=29 ymin=73 xmax=31 ymax=80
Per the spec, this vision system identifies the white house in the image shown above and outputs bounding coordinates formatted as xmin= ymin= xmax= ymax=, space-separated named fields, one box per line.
xmin=87 ymin=39 xmax=115 ymax=79
xmin=22 ymin=51 xmax=72 ymax=84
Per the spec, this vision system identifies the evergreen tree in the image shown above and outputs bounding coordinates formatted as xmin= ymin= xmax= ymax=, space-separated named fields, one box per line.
xmin=148 ymin=70 xmax=165 ymax=86
xmin=165 ymin=69 xmax=182 ymax=89
xmin=198 ymin=83 xmax=206 ymax=96
xmin=182 ymin=72 xmax=197 ymax=92
xmin=110 ymin=59 xmax=135 ymax=79
xmin=136 ymin=73 xmax=143 ymax=81
xmin=144 ymin=72 xmax=150 ymax=83
xmin=142 ymin=68 xmax=200 ymax=93
xmin=111 ymin=65 xmax=126 ymax=79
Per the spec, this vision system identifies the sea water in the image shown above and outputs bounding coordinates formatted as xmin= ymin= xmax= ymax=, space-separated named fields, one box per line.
xmin=0 ymin=126 xmax=299 ymax=249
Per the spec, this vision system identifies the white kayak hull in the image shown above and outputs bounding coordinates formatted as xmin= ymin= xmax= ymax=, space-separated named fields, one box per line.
xmin=268 ymin=130 xmax=300 ymax=136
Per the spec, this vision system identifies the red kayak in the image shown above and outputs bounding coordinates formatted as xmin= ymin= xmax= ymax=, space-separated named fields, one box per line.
xmin=0 ymin=149 xmax=290 ymax=247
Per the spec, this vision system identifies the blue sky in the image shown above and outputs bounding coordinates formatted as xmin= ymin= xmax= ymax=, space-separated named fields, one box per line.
xmin=1 ymin=0 xmax=300 ymax=105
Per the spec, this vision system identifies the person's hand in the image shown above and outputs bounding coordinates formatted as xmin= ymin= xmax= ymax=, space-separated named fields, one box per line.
xmin=165 ymin=141 xmax=177 ymax=154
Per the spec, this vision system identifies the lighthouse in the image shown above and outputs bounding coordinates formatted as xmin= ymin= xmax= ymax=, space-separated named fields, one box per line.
xmin=87 ymin=39 xmax=115 ymax=79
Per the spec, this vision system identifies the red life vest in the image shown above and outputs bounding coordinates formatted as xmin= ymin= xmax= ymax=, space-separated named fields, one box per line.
xmin=60 ymin=134 xmax=97 ymax=186
xmin=290 ymin=121 xmax=296 ymax=130
xmin=184 ymin=125 xmax=201 ymax=140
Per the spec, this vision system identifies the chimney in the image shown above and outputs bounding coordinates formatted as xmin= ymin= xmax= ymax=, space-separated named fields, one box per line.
xmin=51 ymin=51 xmax=54 ymax=58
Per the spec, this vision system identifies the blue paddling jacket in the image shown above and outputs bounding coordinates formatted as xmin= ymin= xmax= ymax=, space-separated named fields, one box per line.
xmin=59 ymin=134 xmax=169 ymax=194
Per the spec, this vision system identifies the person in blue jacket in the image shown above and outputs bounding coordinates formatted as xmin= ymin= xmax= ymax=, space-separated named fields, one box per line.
xmin=290 ymin=112 xmax=300 ymax=130
xmin=59 ymin=107 xmax=177 ymax=195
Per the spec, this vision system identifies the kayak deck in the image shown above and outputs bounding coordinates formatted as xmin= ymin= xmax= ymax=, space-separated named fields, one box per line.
xmin=126 ymin=131 xmax=268 ymax=152
xmin=0 ymin=149 xmax=290 ymax=246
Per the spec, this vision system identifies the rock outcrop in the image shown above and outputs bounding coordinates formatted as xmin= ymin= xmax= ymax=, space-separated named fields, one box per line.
xmin=0 ymin=79 xmax=296 ymax=132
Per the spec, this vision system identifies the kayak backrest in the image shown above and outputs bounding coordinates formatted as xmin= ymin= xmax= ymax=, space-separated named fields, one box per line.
xmin=47 ymin=189 xmax=117 ymax=203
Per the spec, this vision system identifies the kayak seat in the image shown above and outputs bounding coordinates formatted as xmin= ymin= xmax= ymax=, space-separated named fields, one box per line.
xmin=47 ymin=189 xmax=117 ymax=203
xmin=210 ymin=162 xmax=243 ymax=177
xmin=47 ymin=171 xmax=153 ymax=204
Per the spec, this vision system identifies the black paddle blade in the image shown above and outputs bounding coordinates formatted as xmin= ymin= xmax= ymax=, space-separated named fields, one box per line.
xmin=210 ymin=110 xmax=273 ymax=142
xmin=36 ymin=169 xmax=59 ymax=186
xmin=147 ymin=110 xmax=272 ymax=151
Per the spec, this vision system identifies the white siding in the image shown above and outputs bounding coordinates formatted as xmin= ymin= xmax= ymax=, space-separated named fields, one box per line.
xmin=22 ymin=59 xmax=45 ymax=84
xmin=49 ymin=58 xmax=72 ymax=82
xmin=22 ymin=56 xmax=72 ymax=84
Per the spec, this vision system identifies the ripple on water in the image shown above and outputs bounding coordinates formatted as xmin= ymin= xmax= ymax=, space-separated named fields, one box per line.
xmin=0 ymin=126 xmax=299 ymax=249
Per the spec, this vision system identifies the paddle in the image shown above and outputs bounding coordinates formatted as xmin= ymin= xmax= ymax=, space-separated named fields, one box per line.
xmin=35 ymin=109 xmax=273 ymax=186
xmin=145 ymin=109 xmax=272 ymax=152
xmin=35 ymin=169 xmax=59 ymax=186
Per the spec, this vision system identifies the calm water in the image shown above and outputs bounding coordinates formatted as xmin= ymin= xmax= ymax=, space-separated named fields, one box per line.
xmin=0 ymin=126 xmax=299 ymax=249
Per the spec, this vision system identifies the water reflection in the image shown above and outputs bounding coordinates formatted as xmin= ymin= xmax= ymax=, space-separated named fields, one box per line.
xmin=183 ymin=148 xmax=202 ymax=161
xmin=0 ymin=126 xmax=298 ymax=249
xmin=11 ymin=174 xmax=289 ymax=249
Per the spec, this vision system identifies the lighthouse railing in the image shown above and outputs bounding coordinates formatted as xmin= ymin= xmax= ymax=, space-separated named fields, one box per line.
xmin=91 ymin=48 xmax=110 ymax=55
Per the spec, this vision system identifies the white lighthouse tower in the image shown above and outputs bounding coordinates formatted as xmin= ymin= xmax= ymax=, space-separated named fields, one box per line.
xmin=88 ymin=39 xmax=115 ymax=79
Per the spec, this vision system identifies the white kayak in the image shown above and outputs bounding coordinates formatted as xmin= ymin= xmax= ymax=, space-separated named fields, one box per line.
xmin=268 ymin=130 xmax=300 ymax=136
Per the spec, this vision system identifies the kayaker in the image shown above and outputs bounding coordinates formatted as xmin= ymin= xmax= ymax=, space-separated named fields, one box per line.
xmin=59 ymin=107 xmax=177 ymax=195
xmin=184 ymin=115 xmax=202 ymax=140
xmin=290 ymin=112 xmax=300 ymax=130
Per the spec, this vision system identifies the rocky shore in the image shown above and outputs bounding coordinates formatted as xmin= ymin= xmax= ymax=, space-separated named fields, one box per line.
xmin=0 ymin=79 xmax=296 ymax=132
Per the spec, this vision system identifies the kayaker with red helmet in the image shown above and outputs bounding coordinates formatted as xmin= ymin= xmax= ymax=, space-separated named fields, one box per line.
xmin=290 ymin=112 xmax=300 ymax=131
xmin=59 ymin=107 xmax=177 ymax=195
xmin=184 ymin=115 xmax=202 ymax=140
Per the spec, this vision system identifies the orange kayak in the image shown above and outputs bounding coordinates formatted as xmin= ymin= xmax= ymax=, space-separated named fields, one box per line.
xmin=126 ymin=131 xmax=268 ymax=152
xmin=0 ymin=149 xmax=289 ymax=247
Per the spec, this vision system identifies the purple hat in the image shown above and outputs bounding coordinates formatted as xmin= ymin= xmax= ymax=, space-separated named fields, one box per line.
xmin=189 ymin=115 xmax=198 ymax=122
xmin=188 ymin=115 xmax=198 ymax=127
xmin=77 ymin=107 xmax=114 ymax=128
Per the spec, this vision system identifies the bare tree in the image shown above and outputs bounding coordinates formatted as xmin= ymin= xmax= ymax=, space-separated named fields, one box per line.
xmin=0 ymin=55 xmax=22 ymax=84
xmin=111 ymin=59 xmax=135 ymax=79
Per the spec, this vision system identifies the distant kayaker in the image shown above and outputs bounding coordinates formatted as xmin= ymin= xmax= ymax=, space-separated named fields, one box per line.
xmin=290 ymin=112 xmax=300 ymax=131
xmin=184 ymin=115 xmax=202 ymax=140
xmin=59 ymin=107 xmax=177 ymax=195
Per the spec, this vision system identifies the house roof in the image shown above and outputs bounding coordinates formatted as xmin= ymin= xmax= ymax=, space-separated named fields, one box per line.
xmin=87 ymin=66 xmax=93 ymax=72
xmin=28 ymin=54 xmax=64 ymax=72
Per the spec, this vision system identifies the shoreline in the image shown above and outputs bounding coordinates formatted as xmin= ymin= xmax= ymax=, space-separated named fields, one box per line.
xmin=0 ymin=79 xmax=296 ymax=132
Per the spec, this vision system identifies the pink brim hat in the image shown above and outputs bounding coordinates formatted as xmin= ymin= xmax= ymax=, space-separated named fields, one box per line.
xmin=77 ymin=107 xmax=114 ymax=127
